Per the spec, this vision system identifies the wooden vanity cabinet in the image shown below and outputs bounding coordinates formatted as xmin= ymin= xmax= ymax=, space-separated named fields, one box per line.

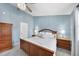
xmin=20 ymin=39 xmax=54 ymax=56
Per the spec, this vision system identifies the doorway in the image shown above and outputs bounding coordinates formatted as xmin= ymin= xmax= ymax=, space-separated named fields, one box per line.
xmin=20 ymin=22 xmax=28 ymax=39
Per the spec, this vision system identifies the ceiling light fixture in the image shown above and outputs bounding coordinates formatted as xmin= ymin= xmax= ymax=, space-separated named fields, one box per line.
xmin=2 ymin=11 xmax=6 ymax=15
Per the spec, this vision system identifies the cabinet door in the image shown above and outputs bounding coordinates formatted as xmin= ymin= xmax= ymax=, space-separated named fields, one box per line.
xmin=20 ymin=39 xmax=30 ymax=55
xmin=20 ymin=40 xmax=27 ymax=51
xmin=29 ymin=44 xmax=39 ymax=56
xmin=39 ymin=48 xmax=53 ymax=56
xmin=24 ymin=41 xmax=30 ymax=55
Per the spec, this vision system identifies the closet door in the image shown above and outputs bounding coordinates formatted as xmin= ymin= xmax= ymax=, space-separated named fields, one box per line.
xmin=0 ymin=23 xmax=12 ymax=52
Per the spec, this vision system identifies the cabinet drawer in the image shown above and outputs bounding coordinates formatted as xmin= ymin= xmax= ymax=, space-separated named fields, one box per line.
xmin=58 ymin=44 xmax=70 ymax=48
xmin=57 ymin=40 xmax=70 ymax=44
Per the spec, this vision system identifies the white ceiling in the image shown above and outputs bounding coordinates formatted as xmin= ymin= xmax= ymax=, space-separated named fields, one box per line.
xmin=11 ymin=3 xmax=77 ymax=16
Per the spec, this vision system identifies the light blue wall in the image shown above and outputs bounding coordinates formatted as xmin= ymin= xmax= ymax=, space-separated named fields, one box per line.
xmin=0 ymin=3 xmax=34 ymax=46
xmin=0 ymin=3 xmax=72 ymax=46
xmin=33 ymin=15 xmax=71 ymax=39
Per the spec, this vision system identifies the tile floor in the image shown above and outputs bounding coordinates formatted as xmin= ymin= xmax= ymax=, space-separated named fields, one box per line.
xmin=56 ymin=48 xmax=71 ymax=56
xmin=0 ymin=44 xmax=71 ymax=56
xmin=0 ymin=47 xmax=27 ymax=56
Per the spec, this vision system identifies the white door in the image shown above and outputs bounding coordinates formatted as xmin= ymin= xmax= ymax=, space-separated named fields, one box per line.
xmin=20 ymin=22 xmax=28 ymax=39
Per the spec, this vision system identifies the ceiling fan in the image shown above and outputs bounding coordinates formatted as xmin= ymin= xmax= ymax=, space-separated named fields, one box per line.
xmin=76 ymin=4 xmax=79 ymax=8
xmin=25 ymin=3 xmax=32 ymax=12
xmin=17 ymin=3 xmax=33 ymax=13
